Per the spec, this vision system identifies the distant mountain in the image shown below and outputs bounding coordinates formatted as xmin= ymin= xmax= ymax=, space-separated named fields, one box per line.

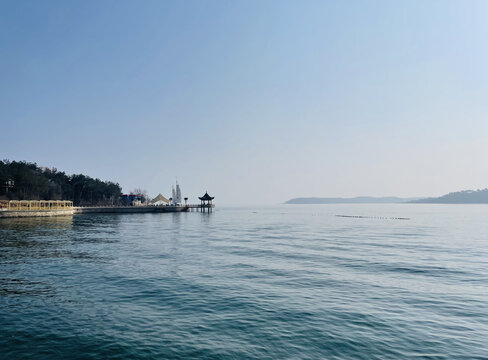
xmin=285 ymin=196 xmax=418 ymax=204
xmin=411 ymin=189 xmax=488 ymax=204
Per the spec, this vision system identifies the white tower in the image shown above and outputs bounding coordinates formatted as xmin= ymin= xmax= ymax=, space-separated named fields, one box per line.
xmin=171 ymin=179 xmax=182 ymax=205
xmin=175 ymin=180 xmax=182 ymax=205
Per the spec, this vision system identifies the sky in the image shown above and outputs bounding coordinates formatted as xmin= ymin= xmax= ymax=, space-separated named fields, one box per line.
xmin=1 ymin=0 xmax=487 ymax=205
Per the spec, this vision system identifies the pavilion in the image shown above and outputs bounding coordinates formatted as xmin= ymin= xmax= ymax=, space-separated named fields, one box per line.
xmin=198 ymin=192 xmax=214 ymax=212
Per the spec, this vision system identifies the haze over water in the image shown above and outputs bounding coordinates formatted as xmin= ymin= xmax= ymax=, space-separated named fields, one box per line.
xmin=1 ymin=205 xmax=487 ymax=359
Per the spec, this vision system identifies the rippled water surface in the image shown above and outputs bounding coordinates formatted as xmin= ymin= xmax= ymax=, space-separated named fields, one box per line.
xmin=1 ymin=205 xmax=488 ymax=359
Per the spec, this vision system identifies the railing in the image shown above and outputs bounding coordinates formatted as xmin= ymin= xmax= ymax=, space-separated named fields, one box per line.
xmin=0 ymin=200 xmax=73 ymax=211
xmin=186 ymin=203 xmax=215 ymax=208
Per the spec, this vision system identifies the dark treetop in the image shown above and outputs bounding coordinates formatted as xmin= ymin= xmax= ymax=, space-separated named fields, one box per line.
xmin=0 ymin=160 xmax=122 ymax=206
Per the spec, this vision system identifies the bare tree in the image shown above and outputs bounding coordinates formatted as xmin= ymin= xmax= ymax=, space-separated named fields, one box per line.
xmin=131 ymin=188 xmax=149 ymax=204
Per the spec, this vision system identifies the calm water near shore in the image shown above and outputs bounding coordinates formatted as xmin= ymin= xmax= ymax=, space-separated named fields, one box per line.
xmin=1 ymin=205 xmax=487 ymax=359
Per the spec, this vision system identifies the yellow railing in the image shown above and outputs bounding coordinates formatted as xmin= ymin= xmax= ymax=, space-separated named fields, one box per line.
xmin=0 ymin=200 xmax=73 ymax=211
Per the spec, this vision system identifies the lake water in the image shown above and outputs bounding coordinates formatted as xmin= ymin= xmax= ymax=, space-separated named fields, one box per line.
xmin=1 ymin=205 xmax=487 ymax=359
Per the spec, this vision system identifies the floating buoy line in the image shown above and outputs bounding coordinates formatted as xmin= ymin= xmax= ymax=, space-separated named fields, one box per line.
xmin=335 ymin=215 xmax=410 ymax=220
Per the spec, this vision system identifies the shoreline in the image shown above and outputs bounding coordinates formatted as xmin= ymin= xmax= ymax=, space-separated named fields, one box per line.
xmin=0 ymin=205 xmax=207 ymax=218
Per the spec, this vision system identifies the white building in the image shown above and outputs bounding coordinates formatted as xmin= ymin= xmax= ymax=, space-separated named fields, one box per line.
xmin=171 ymin=180 xmax=182 ymax=205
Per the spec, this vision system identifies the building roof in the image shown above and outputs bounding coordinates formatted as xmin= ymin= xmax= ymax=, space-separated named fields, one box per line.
xmin=198 ymin=192 xmax=214 ymax=201
xmin=149 ymin=193 xmax=170 ymax=204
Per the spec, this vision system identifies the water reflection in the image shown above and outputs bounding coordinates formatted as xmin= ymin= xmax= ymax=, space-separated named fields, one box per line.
xmin=71 ymin=214 xmax=122 ymax=244
xmin=0 ymin=215 xmax=74 ymax=231
xmin=171 ymin=212 xmax=182 ymax=225
xmin=0 ymin=216 xmax=113 ymax=274
xmin=0 ymin=215 xmax=117 ymax=300
xmin=0 ymin=216 xmax=74 ymax=256
xmin=199 ymin=211 xmax=213 ymax=225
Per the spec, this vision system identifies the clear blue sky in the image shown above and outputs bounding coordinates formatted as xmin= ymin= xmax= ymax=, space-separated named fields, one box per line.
xmin=1 ymin=0 xmax=487 ymax=205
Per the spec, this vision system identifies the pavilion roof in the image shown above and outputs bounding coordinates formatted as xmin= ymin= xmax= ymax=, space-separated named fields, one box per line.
xmin=199 ymin=192 xmax=214 ymax=201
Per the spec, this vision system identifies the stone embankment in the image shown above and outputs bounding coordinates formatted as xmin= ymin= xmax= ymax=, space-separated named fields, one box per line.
xmin=73 ymin=206 xmax=189 ymax=214
xmin=0 ymin=206 xmax=191 ymax=218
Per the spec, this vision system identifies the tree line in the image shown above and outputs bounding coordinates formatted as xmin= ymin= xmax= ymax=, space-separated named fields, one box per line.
xmin=0 ymin=160 xmax=122 ymax=206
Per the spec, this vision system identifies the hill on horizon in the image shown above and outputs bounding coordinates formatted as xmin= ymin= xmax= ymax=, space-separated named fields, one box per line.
xmin=410 ymin=189 xmax=488 ymax=204
xmin=286 ymin=188 xmax=488 ymax=204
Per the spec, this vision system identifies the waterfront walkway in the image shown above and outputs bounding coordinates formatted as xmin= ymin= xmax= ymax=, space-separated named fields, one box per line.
xmin=0 ymin=202 xmax=215 ymax=218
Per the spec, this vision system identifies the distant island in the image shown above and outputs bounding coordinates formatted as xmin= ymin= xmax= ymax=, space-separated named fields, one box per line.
xmin=286 ymin=189 xmax=488 ymax=204
xmin=410 ymin=189 xmax=488 ymax=204
xmin=284 ymin=196 xmax=418 ymax=204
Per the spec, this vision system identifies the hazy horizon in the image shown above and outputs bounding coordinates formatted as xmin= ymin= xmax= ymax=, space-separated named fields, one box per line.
xmin=2 ymin=1 xmax=487 ymax=205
